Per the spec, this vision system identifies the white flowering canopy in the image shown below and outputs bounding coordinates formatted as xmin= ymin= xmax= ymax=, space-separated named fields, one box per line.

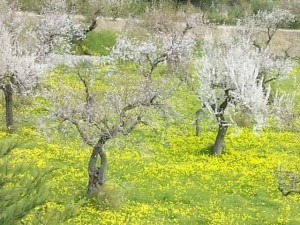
xmin=198 ymin=29 xmax=293 ymax=131
xmin=0 ymin=0 xmax=84 ymax=95
xmin=238 ymin=9 xmax=296 ymax=47
xmin=44 ymin=20 xmax=196 ymax=146
xmin=110 ymin=31 xmax=195 ymax=70
xmin=240 ymin=8 xmax=296 ymax=30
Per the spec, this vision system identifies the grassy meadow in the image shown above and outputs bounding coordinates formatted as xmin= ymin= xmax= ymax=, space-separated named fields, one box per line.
xmin=1 ymin=30 xmax=300 ymax=225
xmin=3 ymin=122 xmax=300 ymax=224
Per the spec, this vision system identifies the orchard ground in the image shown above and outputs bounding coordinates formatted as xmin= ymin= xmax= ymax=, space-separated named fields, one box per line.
xmin=1 ymin=17 xmax=300 ymax=225
xmin=1 ymin=63 xmax=300 ymax=224
xmin=3 ymin=122 xmax=300 ymax=224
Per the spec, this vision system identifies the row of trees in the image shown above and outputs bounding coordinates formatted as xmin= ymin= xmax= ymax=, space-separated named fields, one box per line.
xmin=0 ymin=0 xmax=297 ymax=194
xmin=10 ymin=0 xmax=299 ymax=20
xmin=0 ymin=0 xmax=86 ymax=132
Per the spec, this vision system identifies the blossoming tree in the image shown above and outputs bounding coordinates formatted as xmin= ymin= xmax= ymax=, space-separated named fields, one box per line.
xmin=197 ymin=9 xmax=295 ymax=154
xmin=45 ymin=15 xmax=196 ymax=193
xmin=239 ymin=8 xmax=295 ymax=47
xmin=0 ymin=0 xmax=84 ymax=132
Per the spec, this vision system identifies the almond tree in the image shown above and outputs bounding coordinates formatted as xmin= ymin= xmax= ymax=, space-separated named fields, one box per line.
xmin=45 ymin=20 xmax=195 ymax=193
xmin=195 ymin=9 xmax=295 ymax=137
xmin=198 ymin=28 xmax=293 ymax=155
xmin=0 ymin=0 xmax=84 ymax=132
xmin=239 ymin=8 xmax=295 ymax=48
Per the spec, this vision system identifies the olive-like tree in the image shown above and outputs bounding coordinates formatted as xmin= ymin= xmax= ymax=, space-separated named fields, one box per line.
xmin=0 ymin=0 xmax=84 ymax=132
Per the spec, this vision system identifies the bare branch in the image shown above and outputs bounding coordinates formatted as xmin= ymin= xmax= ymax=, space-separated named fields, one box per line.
xmin=121 ymin=115 xmax=143 ymax=135
xmin=145 ymin=53 xmax=167 ymax=78
xmin=67 ymin=118 xmax=94 ymax=147
xmin=83 ymin=18 xmax=97 ymax=35
xmin=264 ymin=77 xmax=278 ymax=84
xmin=275 ymin=169 xmax=300 ymax=196
xmin=76 ymin=72 xmax=91 ymax=105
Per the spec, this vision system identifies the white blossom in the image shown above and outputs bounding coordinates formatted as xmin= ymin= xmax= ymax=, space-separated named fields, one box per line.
xmin=198 ymin=28 xmax=293 ymax=131
xmin=240 ymin=9 xmax=296 ymax=30
xmin=0 ymin=0 xmax=85 ymax=96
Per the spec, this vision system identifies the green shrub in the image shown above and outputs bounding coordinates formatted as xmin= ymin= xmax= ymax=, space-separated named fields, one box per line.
xmin=90 ymin=182 xmax=124 ymax=210
xmin=250 ymin=0 xmax=276 ymax=14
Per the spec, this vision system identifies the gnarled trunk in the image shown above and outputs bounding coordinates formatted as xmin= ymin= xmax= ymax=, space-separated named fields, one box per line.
xmin=211 ymin=99 xmax=229 ymax=155
xmin=3 ymin=84 xmax=14 ymax=132
xmin=87 ymin=135 xmax=109 ymax=194
xmin=212 ymin=124 xmax=228 ymax=155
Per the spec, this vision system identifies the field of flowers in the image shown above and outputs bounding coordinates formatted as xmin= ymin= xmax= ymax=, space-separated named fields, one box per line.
xmin=0 ymin=63 xmax=299 ymax=224
xmin=2 ymin=121 xmax=299 ymax=225
xmin=1 ymin=29 xmax=299 ymax=225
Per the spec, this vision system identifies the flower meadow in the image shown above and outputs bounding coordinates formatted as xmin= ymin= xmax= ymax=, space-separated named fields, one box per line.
xmin=0 ymin=31 xmax=299 ymax=225
xmin=0 ymin=62 xmax=299 ymax=225
xmin=2 ymin=124 xmax=300 ymax=225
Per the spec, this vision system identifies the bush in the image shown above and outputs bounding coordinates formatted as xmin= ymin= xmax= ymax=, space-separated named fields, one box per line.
xmin=250 ymin=0 xmax=276 ymax=14
xmin=90 ymin=182 xmax=124 ymax=210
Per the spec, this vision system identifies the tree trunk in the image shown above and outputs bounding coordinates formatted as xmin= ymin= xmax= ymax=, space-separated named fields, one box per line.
xmin=211 ymin=95 xmax=230 ymax=155
xmin=195 ymin=108 xmax=202 ymax=136
xmin=3 ymin=84 xmax=14 ymax=132
xmin=212 ymin=124 xmax=228 ymax=155
xmin=87 ymin=135 xmax=109 ymax=194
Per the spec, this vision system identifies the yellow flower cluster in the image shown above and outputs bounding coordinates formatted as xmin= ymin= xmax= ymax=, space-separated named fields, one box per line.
xmin=3 ymin=126 xmax=300 ymax=224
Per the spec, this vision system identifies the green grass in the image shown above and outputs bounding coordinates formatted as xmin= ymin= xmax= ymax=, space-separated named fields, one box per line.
xmin=75 ymin=30 xmax=117 ymax=56
xmin=2 ymin=124 xmax=300 ymax=225
xmin=2 ymin=63 xmax=300 ymax=223
xmin=1 ymin=77 xmax=300 ymax=224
